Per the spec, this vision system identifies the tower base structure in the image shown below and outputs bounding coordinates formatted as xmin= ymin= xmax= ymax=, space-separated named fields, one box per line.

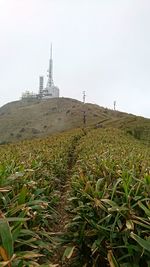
xmin=42 ymin=85 xmax=59 ymax=99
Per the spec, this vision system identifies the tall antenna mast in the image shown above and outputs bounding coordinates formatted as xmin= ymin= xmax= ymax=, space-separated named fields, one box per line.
xmin=50 ymin=43 xmax=52 ymax=59
xmin=47 ymin=43 xmax=54 ymax=88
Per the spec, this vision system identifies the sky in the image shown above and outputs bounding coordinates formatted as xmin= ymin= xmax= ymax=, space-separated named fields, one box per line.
xmin=0 ymin=0 xmax=150 ymax=118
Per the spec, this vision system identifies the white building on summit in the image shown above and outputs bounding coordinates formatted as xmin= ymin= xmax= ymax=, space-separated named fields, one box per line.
xmin=39 ymin=44 xmax=60 ymax=98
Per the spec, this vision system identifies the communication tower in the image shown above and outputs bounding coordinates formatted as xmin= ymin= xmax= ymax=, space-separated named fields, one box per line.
xmin=39 ymin=44 xmax=60 ymax=99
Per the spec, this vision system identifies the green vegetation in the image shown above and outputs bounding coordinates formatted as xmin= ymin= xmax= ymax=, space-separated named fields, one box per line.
xmin=0 ymin=129 xmax=82 ymax=266
xmin=0 ymin=126 xmax=150 ymax=266
xmin=65 ymin=128 xmax=150 ymax=266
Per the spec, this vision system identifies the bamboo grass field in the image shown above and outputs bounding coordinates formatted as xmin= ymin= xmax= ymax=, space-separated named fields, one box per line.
xmin=1 ymin=0 xmax=150 ymax=266
xmin=0 ymin=127 xmax=150 ymax=266
xmin=0 ymin=129 xmax=83 ymax=266
xmin=67 ymin=128 xmax=150 ymax=266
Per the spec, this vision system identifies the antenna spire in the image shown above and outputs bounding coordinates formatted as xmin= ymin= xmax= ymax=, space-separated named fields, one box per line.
xmin=50 ymin=43 xmax=52 ymax=60
xmin=46 ymin=43 xmax=53 ymax=88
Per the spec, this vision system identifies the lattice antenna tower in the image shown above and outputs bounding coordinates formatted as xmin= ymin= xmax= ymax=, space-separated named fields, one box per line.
xmin=47 ymin=43 xmax=54 ymax=88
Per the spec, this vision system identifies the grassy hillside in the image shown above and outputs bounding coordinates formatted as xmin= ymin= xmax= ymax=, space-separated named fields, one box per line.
xmin=0 ymin=97 xmax=112 ymax=143
xmin=0 ymin=97 xmax=150 ymax=144
xmin=0 ymin=127 xmax=150 ymax=266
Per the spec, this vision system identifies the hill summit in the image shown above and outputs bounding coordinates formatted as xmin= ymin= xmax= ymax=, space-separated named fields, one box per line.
xmin=0 ymin=97 xmax=150 ymax=143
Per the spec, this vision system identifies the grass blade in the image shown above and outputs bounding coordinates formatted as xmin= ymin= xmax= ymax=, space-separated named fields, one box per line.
xmin=130 ymin=232 xmax=150 ymax=252
xmin=0 ymin=213 xmax=13 ymax=259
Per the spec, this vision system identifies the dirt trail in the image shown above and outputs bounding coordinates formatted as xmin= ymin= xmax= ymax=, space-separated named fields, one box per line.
xmin=49 ymin=135 xmax=82 ymax=266
xmin=50 ymin=182 xmax=72 ymax=266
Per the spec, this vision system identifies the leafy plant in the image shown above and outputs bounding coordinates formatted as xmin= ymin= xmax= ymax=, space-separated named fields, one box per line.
xmin=64 ymin=128 xmax=150 ymax=266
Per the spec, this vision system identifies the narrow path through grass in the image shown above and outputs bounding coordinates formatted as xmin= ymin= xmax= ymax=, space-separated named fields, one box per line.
xmin=49 ymin=133 xmax=84 ymax=266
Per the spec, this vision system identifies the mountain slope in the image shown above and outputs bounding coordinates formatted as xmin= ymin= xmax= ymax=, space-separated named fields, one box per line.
xmin=0 ymin=97 xmax=150 ymax=143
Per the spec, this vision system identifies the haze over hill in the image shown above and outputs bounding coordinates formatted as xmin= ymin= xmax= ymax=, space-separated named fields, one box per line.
xmin=0 ymin=97 xmax=150 ymax=144
xmin=1 ymin=1 xmax=150 ymax=118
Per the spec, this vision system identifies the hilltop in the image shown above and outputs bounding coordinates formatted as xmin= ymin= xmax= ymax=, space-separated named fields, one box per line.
xmin=0 ymin=97 xmax=150 ymax=143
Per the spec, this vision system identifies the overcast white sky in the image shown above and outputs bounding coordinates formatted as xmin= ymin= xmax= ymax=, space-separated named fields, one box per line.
xmin=0 ymin=0 xmax=150 ymax=117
